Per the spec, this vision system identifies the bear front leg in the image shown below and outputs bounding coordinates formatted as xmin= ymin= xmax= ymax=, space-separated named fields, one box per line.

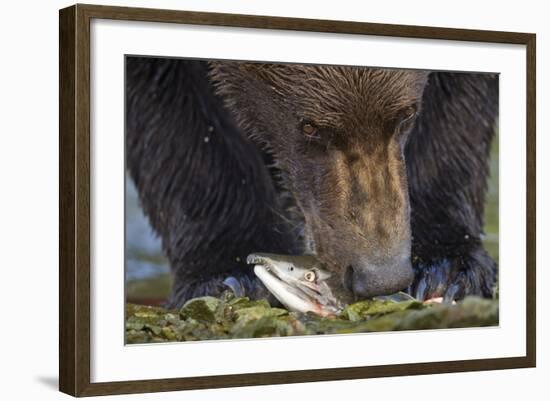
xmin=126 ymin=57 xmax=301 ymax=309
xmin=167 ymin=268 xmax=279 ymax=309
xmin=409 ymin=244 xmax=497 ymax=302
xmin=404 ymin=72 xmax=499 ymax=303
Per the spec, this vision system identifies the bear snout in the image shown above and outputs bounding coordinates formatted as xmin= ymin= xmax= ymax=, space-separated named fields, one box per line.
xmin=344 ymin=254 xmax=414 ymax=299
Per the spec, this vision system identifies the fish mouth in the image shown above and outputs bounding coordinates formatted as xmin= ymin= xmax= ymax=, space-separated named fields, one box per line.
xmin=247 ymin=253 xmax=342 ymax=316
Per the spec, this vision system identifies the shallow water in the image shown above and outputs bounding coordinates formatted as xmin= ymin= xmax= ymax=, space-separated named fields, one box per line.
xmin=125 ymin=179 xmax=169 ymax=282
xmin=126 ymin=134 xmax=500 ymax=303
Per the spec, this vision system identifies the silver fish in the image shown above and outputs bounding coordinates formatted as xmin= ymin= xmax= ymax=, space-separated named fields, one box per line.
xmin=248 ymin=253 xmax=418 ymax=316
xmin=247 ymin=253 xmax=349 ymax=316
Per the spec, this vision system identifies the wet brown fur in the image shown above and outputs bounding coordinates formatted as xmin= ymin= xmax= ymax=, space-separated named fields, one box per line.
xmin=126 ymin=57 xmax=498 ymax=306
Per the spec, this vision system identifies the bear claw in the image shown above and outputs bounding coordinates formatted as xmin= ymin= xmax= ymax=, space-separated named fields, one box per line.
xmin=222 ymin=276 xmax=245 ymax=297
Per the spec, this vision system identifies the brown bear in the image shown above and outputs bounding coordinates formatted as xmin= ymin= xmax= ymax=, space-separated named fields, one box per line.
xmin=126 ymin=56 xmax=498 ymax=308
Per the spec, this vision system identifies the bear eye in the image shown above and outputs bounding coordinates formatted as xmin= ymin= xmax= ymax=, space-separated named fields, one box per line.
xmin=401 ymin=105 xmax=417 ymax=123
xmin=301 ymin=122 xmax=320 ymax=139
xmin=397 ymin=105 xmax=418 ymax=136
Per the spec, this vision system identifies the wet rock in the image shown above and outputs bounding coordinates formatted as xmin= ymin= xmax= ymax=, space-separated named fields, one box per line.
xmin=341 ymin=299 xmax=423 ymax=321
xmin=125 ymin=295 xmax=498 ymax=344
xmin=180 ymin=296 xmax=221 ymax=323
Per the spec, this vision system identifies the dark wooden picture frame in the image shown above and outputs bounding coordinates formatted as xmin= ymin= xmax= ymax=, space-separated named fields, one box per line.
xmin=59 ymin=3 xmax=536 ymax=397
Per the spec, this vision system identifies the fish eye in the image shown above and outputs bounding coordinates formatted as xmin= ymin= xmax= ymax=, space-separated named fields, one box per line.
xmin=304 ymin=271 xmax=316 ymax=282
xmin=289 ymin=266 xmax=294 ymax=271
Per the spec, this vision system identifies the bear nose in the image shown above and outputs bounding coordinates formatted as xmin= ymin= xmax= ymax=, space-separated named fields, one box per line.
xmin=346 ymin=257 xmax=414 ymax=299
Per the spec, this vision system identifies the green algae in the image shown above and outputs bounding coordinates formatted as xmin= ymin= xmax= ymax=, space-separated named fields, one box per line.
xmin=125 ymin=293 xmax=498 ymax=344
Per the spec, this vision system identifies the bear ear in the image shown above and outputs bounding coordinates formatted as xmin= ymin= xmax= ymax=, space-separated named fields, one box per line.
xmin=235 ymin=63 xmax=290 ymax=86
xmin=208 ymin=61 xmax=262 ymax=87
xmin=209 ymin=61 xmax=291 ymax=96
xmin=208 ymin=60 xmax=266 ymax=80
xmin=236 ymin=62 xmax=265 ymax=75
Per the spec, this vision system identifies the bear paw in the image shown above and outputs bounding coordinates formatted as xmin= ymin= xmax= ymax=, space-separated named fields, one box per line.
xmin=409 ymin=247 xmax=497 ymax=302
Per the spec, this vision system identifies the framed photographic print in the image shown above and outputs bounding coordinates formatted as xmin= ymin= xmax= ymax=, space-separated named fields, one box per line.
xmin=59 ymin=3 xmax=536 ymax=397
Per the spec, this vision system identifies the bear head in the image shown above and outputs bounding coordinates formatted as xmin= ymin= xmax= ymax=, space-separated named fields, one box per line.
xmin=210 ymin=62 xmax=429 ymax=299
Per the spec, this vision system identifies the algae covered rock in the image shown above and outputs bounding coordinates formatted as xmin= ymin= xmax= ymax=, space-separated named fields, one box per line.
xmin=125 ymin=294 xmax=498 ymax=344
xmin=341 ymin=299 xmax=423 ymax=321
xmin=180 ymin=296 xmax=221 ymax=323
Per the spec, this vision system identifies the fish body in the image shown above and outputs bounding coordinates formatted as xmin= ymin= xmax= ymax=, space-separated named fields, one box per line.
xmin=248 ymin=253 xmax=420 ymax=316
xmin=247 ymin=253 xmax=347 ymax=316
